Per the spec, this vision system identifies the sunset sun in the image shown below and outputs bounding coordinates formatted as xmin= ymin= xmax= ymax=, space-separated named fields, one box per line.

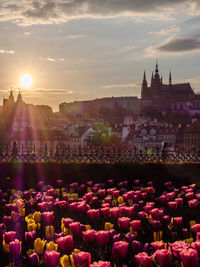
xmin=20 ymin=74 xmax=33 ymax=88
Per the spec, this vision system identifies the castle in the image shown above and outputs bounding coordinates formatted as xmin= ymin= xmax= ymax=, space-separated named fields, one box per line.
xmin=141 ymin=62 xmax=194 ymax=102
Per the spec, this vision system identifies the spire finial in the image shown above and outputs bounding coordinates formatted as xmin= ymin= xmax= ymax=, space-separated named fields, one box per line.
xmin=155 ymin=60 xmax=159 ymax=74
xmin=169 ymin=71 xmax=172 ymax=85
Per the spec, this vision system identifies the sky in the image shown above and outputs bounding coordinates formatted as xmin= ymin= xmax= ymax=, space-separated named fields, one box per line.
xmin=0 ymin=0 xmax=200 ymax=111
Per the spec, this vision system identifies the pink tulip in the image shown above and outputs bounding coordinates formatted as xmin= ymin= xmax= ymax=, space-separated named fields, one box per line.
xmin=83 ymin=230 xmax=96 ymax=243
xmin=125 ymin=206 xmax=134 ymax=217
xmin=85 ymin=192 xmax=93 ymax=202
xmin=73 ymin=251 xmax=91 ymax=267
xmin=166 ymin=192 xmax=175 ymax=201
xmin=56 ymin=235 xmax=73 ymax=253
xmin=44 ymin=251 xmax=60 ymax=267
xmin=112 ymin=241 xmax=129 ymax=259
xmin=110 ymin=207 xmax=120 ymax=219
xmin=28 ymin=253 xmax=39 ymax=266
xmin=9 ymin=240 xmax=21 ymax=256
xmin=3 ymin=231 xmax=16 ymax=244
xmin=42 ymin=212 xmax=54 ymax=225
xmin=90 ymin=261 xmax=111 ymax=267
xmin=173 ymin=217 xmax=183 ymax=226
xmin=95 ymin=231 xmax=109 ymax=246
xmin=185 ymin=192 xmax=194 ymax=200
xmin=38 ymin=202 xmax=47 ymax=211
xmin=191 ymin=241 xmax=200 ymax=255
xmin=135 ymin=252 xmax=153 ymax=267
xmin=130 ymin=220 xmax=141 ymax=232
xmin=58 ymin=201 xmax=67 ymax=209
xmin=63 ymin=218 xmax=73 ymax=228
xmin=151 ymin=241 xmax=165 ymax=251
xmin=150 ymin=208 xmax=160 ymax=220
xmin=179 ymin=249 xmax=198 ymax=267
xmin=188 ymin=199 xmax=198 ymax=208
xmin=25 ymin=231 xmax=36 ymax=244
xmin=98 ymin=189 xmax=106 ymax=197
xmin=118 ymin=217 xmax=130 ymax=229
xmin=69 ymin=222 xmax=80 ymax=235
xmin=138 ymin=211 xmax=147 ymax=219
xmin=101 ymin=207 xmax=110 ymax=219
xmin=154 ymin=249 xmax=171 ymax=265
xmin=168 ymin=201 xmax=178 ymax=209
xmin=191 ymin=224 xmax=200 ymax=233
xmin=175 ymin=198 xmax=183 ymax=206
xmin=169 ymin=241 xmax=190 ymax=258
xmin=87 ymin=209 xmax=100 ymax=220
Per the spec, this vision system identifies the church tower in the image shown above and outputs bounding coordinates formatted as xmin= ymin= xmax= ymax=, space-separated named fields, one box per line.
xmin=169 ymin=71 xmax=172 ymax=86
xmin=141 ymin=71 xmax=148 ymax=99
xmin=8 ymin=88 xmax=14 ymax=105
xmin=151 ymin=61 xmax=162 ymax=94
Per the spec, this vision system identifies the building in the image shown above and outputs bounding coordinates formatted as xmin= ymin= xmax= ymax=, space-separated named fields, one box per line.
xmin=69 ymin=126 xmax=94 ymax=150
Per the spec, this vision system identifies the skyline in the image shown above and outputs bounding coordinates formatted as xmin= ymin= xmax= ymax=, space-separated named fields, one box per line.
xmin=0 ymin=1 xmax=200 ymax=111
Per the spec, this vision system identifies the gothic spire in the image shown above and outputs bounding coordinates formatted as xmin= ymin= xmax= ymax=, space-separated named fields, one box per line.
xmin=169 ymin=71 xmax=172 ymax=85
xmin=155 ymin=60 xmax=159 ymax=74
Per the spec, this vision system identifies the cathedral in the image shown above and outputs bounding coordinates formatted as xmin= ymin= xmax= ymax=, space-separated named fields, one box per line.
xmin=141 ymin=63 xmax=194 ymax=102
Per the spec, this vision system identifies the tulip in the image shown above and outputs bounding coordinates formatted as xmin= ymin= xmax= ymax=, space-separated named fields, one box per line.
xmin=113 ymin=233 xmax=122 ymax=242
xmin=46 ymin=225 xmax=55 ymax=239
xmin=58 ymin=200 xmax=67 ymax=209
xmin=69 ymin=222 xmax=80 ymax=235
xmin=42 ymin=212 xmax=54 ymax=225
xmin=87 ymin=209 xmax=100 ymax=221
xmin=125 ymin=206 xmax=134 ymax=217
xmin=62 ymin=218 xmax=73 ymax=228
xmin=191 ymin=224 xmax=200 ymax=233
xmin=135 ymin=252 xmax=153 ymax=267
xmin=150 ymin=209 xmax=160 ymax=220
xmin=46 ymin=241 xmax=58 ymax=251
xmin=179 ymin=248 xmax=198 ymax=267
xmin=56 ymin=235 xmax=73 ymax=253
xmin=130 ymin=220 xmax=141 ymax=232
xmin=191 ymin=241 xmax=200 ymax=255
xmin=27 ymin=221 xmax=37 ymax=232
xmin=173 ymin=217 xmax=182 ymax=226
xmin=60 ymin=255 xmax=70 ymax=267
xmin=154 ymin=249 xmax=171 ymax=265
xmin=185 ymin=192 xmax=194 ymax=200
xmin=112 ymin=241 xmax=129 ymax=259
xmin=138 ymin=211 xmax=147 ymax=219
xmin=152 ymin=220 xmax=162 ymax=232
xmin=90 ymin=261 xmax=111 ymax=267
xmin=44 ymin=251 xmax=60 ymax=267
xmin=151 ymin=241 xmax=165 ymax=251
xmin=169 ymin=241 xmax=190 ymax=258
xmin=3 ymin=231 xmax=16 ymax=244
xmin=83 ymin=230 xmax=96 ymax=243
xmin=73 ymin=251 xmax=91 ymax=267
xmin=131 ymin=240 xmax=143 ymax=254
xmin=124 ymin=232 xmax=135 ymax=243
xmin=168 ymin=201 xmax=178 ymax=209
xmin=37 ymin=202 xmax=47 ymax=211
xmin=110 ymin=207 xmax=120 ymax=219
xmin=118 ymin=217 xmax=130 ymax=229
xmin=25 ymin=231 xmax=36 ymax=244
xmin=34 ymin=238 xmax=46 ymax=255
xmin=27 ymin=253 xmax=40 ymax=267
xmin=188 ymin=199 xmax=198 ymax=208
xmin=9 ymin=239 xmax=21 ymax=256
xmin=101 ymin=207 xmax=110 ymax=219
xmin=104 ymin=222 xmax=114 ymax=231
xmin=96 ymin=231 xmax=109 ymax=246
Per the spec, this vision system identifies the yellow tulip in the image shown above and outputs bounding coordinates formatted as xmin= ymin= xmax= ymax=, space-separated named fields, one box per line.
xmin=27 ymin=222 xmax=37 ymax=232
xmin=46 ymin=241 xmax=58 ymax=251
xmin=104 ymin=222 xmax=114 ymax=231
xmin=34 ymin=238 xmax=46 ymax=255
xmin=185 ymin=237 xmax=194 ymax=244
xmin=3 ymin=240 xmax=10 ymax=253
xmin=45 ymin=225 xmax=54 ymax=239
xmin=190 ymin=220 xmax=196 ymax=227
xmin=55 ymin=189 xmax=60 ymax=196
xmin=34 ymin=212 xmax=41 ymax=223
xmin=60 ymin=255 xmax=70 ymax=267
xmin=26 ymin=249 xmax=34 ymax=256
xmin=70 ymin=254 xmax=75 ymax=267
xmin=25 ymin=214 xmax=34 ymax=222
xmin=85 ymin=225 xmax=92 ymax=230
xmin=118 ymin=196 xmax=124 ymax=204
xmin=71 ymin=193 xmax=78 ymax=200
xmin=18 ymin=208 xmax=25 ymax=217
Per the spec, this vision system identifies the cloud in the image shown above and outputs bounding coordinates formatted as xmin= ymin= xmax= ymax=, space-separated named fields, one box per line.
xmin=46 ymin=57 xmax=65 ymax=62
xmin=146 ymin=37 xmax=200 ymax=57
xmin=0 ymin=0 xmax=199 ymax=26
xmin=0 ymin=49 xmax=15 ymax=54
xmin=0 ymin=88 xmax=74 ymax=95
xmin=149 ymin=25 xmax=180 ymax=35
xmin=67 ymin=34 xmax=86 ymax=39
xmin=24 ymin=32 xmax=30 ymax=35
xmin=102 ymin=83 xmax=139 ymax=89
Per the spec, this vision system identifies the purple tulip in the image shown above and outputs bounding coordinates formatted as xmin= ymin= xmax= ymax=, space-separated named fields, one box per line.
xmin=131 ymin=240 xmax=143 ymax=255
xmin=9 ymin=240 xmax=21 ymax=256
xmin=25 ymin=231 xmax=36 ymax=244
xmin=124 ymin=233 xmax=135 ymax=243
xmin=3 ymin=231 xmax=16 ymax=244
xmin=42 ymin=211 xmax=54 ymax=225
xmin=44 ymin=251 xmax=60 ymax=267
xmin=28 ymin=253 xmax=39 ymax=266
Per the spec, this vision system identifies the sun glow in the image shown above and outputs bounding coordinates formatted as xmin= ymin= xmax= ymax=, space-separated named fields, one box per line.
xmin=20 ymin=74 xmax=33 ymax=88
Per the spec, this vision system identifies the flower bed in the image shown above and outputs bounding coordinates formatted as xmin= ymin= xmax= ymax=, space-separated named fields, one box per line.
xmin=1 ymin=178 xmax=200 ymax=266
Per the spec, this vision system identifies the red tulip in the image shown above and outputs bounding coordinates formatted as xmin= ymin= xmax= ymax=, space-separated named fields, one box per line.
xmin=58 ymin=201 xmax=67 ymax=209
xmin=138 ymin=211 xmax=147 ymax=219
xmin=168 ymin=201 xmax=178 ymax=209
xmin=83 ymin=230 xmax=96 ymax=243
xmin=56 ymin=235 xmax=73 ymax=253
xmin=101 ymin=207 xmax=110 ymax=219
xmin=125 ymin=206 xmax=134 ymax=217
xmin=118 ymin=217 xmax=130 ymax=229
xmin=3 ymin=231 xmax=16 ymax=244
xmin=175 ymin=198 xmax=183 ymax=206
xmin=73 ymin=251 xmax=91 ymax=267
xmin=69 ymin=222 xmax=80 ymax=235
xmin=135 ymin=252 xmax=153 ymax=267
xmin=179 ymin=248 xmax=198 ymax=267
xmin=25 ymin=231 xmax=36 ymax=244
xmin=154 ymin=249 xmax=171 ymax=265
xmin=87 ymin=209 xmax=100 ymax=220
xmin=185 ymin=192 xmax=194 ymax=200
xmin=95 ymin=231 xmax=109 ymax=246
xmin=85 ymin=192 xmax=93 ymax=202
xmin=112 ymin=241 xmax=129 ymax=259
xmin=191 ymin=241 xmax=200 ymax=255
xmin=188 ymin=199 xmax=198 ymax=208
xmin=44 ymin=251 xmax=60 ymax=267
xmin=38 ymin=202 xmax=47 ymax=211
xmin=42 ymin=212 xmax=54 ymax=225
xmin=98 ymin=189 xmax=106 ymax=197
xmin=166 ymin=192 xmax=175 ymax=201
xmin=150 ymin=208 xmax=160 ymax=220
xmin=130 ymin=220 xmax=141 ymax=231
xmin=169 ymin=241 xmax=190 ymax=258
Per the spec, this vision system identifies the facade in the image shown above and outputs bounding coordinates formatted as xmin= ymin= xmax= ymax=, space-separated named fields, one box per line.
xmin=69 ymin=126 xmax=94 ymax=150
xmin=183 ymin=122 xmax=200 ymax=150
xmin=141 ymin=63 xmax=194 ymax=107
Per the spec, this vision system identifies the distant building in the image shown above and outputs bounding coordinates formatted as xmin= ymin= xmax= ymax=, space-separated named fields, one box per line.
xmin=69 ymin=126 xmax=94 ymax=150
